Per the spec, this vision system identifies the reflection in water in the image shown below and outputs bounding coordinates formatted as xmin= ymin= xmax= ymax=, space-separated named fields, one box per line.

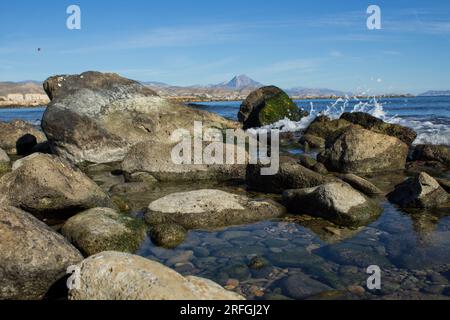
xmin=83 ymin=151 xmax=450 ymax=300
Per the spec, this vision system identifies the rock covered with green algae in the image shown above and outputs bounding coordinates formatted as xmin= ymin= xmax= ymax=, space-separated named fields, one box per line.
xmin=149 ymin=223 xmax=187 ymax=249
xmin=61 ymin=207 xmax=148 ymax=256
xmin=238 ymin=86 xmax=307 ymax=129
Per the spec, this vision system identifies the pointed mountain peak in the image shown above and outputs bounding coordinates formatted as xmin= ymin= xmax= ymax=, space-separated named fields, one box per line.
xmin=214 ymin=75 xmax=263 ymax=90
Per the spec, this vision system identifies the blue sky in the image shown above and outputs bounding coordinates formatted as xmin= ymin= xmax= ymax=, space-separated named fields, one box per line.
xmin=1 ymin=0 xmax=450 ymax=94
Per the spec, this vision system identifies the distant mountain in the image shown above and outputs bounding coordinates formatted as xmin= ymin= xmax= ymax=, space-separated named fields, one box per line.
xmin=286 ymin=86 xmax=349 ymax=98
xmin=213 ymin=75 xmax=263 ymax=90
xmin=419 ymin=90 xmax=450 ymax=97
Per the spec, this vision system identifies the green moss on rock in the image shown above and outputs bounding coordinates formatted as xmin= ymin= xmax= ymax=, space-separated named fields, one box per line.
xmin=239 ymin=86 xmax=307 ymax=129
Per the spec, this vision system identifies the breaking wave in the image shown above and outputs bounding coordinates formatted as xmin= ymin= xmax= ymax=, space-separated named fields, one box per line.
xmin=253 ymin=96 xmax=450 ymax=146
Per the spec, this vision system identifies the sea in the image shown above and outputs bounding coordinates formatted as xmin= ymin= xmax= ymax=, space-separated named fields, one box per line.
xmin=1 ymin=96 xmax=449 ymax=145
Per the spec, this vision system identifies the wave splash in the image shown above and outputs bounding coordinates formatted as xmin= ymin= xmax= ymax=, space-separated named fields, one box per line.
xmin=253 ymin=96 xmax=450 ymax=146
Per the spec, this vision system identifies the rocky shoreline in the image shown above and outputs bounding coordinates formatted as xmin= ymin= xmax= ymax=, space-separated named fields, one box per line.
xmin=0 ymin=71 xmax=449 ymax=300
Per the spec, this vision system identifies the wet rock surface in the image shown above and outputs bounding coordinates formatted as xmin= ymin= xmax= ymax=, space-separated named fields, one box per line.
xmin=388 ymin=172 xmax=449 ymax=208
xmin=283 ymin=182 xmax=382 ymax=226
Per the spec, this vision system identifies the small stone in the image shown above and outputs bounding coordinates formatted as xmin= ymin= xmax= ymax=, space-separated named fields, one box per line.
xmin=166 ymin=250 xmax=194 ymax=266
xmin=225 ymin=279 xmax=240 ymax=290
xmin=150 ymin=223 xmax=187 ymax=249
xmin=248 ymin=256 xmax=267 ymax=270
xmin=250 ymin=286 xmax=265 ymax=297
xmin=347 ymin=285 xmax=365 ymax=295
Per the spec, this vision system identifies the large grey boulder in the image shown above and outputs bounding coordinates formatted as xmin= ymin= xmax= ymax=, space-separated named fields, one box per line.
xmin=300 ymin=116 xmax=353 ymax=149
xmin=61 ymin=208 xmax=147 ymax=256
xmin=121 ymin=141 xmax=246 ymax=182
xmin=42 ymin=71 xmax=238 ymax=164
xmin=283 ymin=182 xmax=382 ymax=226
xmin=0 ymin=206 xmax=83 ymax=300
xmin=339 ymin=173 xmax=382 ymax=196
xmin=412 ymin=144 xmax=450 ymax=167
xmin=318 ymin=127 xmax=408 ymax=173
xmin=0 ymin=153 xmax=112 ymax=218
xmin=68 ymin=251 xmax=244 ymax=300
xmin=340 ymin=112 xmax=417 ymax=145
xmin=238 ymin=86 xmax=307 ymax=129
xmin=0 ymin=120 xmax=46 ymax=154
xmin=246 ymin=156 xmax=335 ymax=194
xmin=146 ymin=189 xmax=284 ymax=229
xmin=388 ymin=172 xmax=449 ymax=208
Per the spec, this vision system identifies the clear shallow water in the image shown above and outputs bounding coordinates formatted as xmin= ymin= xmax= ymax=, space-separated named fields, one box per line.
xmin=2 ymin=98 xmax=450 ymax=300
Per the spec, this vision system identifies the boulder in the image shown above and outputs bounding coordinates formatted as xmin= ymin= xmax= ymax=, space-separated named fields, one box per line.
xmin=68 ymin=251 xmax=244 ymax=300
xmin=42 ymin=71 xmax=238 ymax=164
xmin=149 ymin=223 xmax=187 ymax=249
xmin=0 ymin=153 xmax=112 ymax=218
xmin=121 ymin=141 xmax=246 ymax=182
xmin=238 ymin=86 xmax=307 ymax=129
xmin=297 ymin=154 xmax=329 ymax=174
xmin=301 ymin=116 xmax=353 ymax=148
xmin=0 ymin=120 xmax=47 ymax=154
xmin=146 ymin=189 xmax=284 ymax=229
xmin=0 ymin=206 xmax=83 ymax=299
xmin=436 ymin=178 xmax=450 ymax=193
xmin=246 ymin=156 xmax=335 ymax=194
xmin=299 ymin=134 xmax=326 ymax=149
xmin=339 ymin=173 xmax=382 ymax=196
xmin=61 ymin=208 xmax=147 ymax=256
xmin=0 ymin=147 xmax=10 ymax=173
xmin=387 ymin=172 xmax=449 ymax=208
xmin=318 ymin=127 xmax=408 ymax=173
xmin=283 ymin=182 xmax=382 ymax=226
xmin=412 ymin=144 xmax=450 ymax=167
xmin=340 ymin=112 xmax=417 ymax=145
